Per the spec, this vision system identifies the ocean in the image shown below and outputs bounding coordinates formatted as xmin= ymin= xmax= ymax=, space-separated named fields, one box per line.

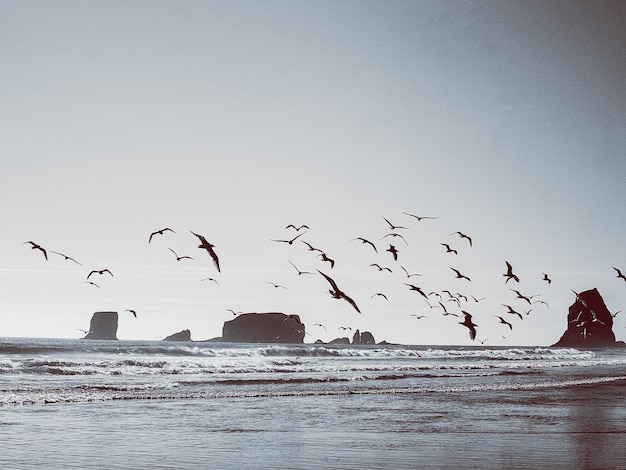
xmin=1 ymin=338 xmax=626 ymax=469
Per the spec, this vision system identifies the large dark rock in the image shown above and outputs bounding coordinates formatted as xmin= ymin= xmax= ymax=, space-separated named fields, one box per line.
xmin=221 ymin=313 xmax=305 ymax=343
xmin=163 ymin=329 xmax=192 ymax=341
xmin=552 ymin=288 xmax=623 ymax=348
xmin=83 ymin=311 xmax=118 ymax=340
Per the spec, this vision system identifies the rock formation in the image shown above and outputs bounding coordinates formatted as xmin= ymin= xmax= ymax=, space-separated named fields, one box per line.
xmin=82 ymin=311 xmax=118 ymax=340
xmin=163 ymin=329 xmax=192 ymax=341
xmin=221 ymin=313 xmax=305 ymax=343
xmin=352 ymin=330 xmax=376 ymax=345
xmin=552 ymin=288 xmax=624 ymax=348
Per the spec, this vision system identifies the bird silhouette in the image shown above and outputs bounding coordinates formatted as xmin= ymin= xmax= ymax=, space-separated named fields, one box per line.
xmin=501 ymin=304 xmax=523 ymax=320
xmin=50 ymin=251 xmax=82 ymax=266
xmin=459 ymin=311 xmax=477 ymax=340
xmin=509 ymin=289 xmax=538 ymax=305
xmin=613 ymin=267 xmax=626 ymax=282
xmin=301 ymin=240 xmax=324 ymax=253
xmin=87 ymin=269 xmax=113 ymax=279
xmin=371 ymin=292 xmax=389 ymax=301
xmin=493 ymin=315 xmax=513 ymax=330
xmin=382 ymin=216 xmax=409 ymax=230
xmin=542 ymin=273 xmax=552 ymax=284
xmin=83 ymin=280 xmax=100 ymax=288
xmin=402 ymin=212 xmax=437 ymax=221
xmin=289 ymin=260 xmax=314 ymax=276
xmin=266 ymin=282 xmax=287 ymax=289
xmin=450 ymin=231 xmax=472 ymax=247
xmin=405 ymin=283 xmax=429 ymax=299
xmin=317 ymin=270 xmax=361 ymax=313
xmin=313 ymin=323 xmax=327 ymax=332
xmin=471 ymin=295 xmax=486 ymax=303
xmin=387 ymin=244 xmax=399 ymax=261
xmin=270 ymin=232 xmax=306 ymax=245
xmin=450 ymin=267 xmax=471 ymax=281
xmin=285 ymin=224 xmax=309 ymax=231
xmin=370 ymin=263 xmax=392 ymax=273
xmin=125 ymin=309 xmax=137 ymax=318
xmin=411 ymin=314 xmax=428 ymax=319
xmin=380 ymin=233 xmax=408 ymax=245
xmin=149 ymin=227 xmax=175 ymax=243
xmin=168 ymin=248 xmax=194 ymax=261
xmin=318 ymin=252 xmax=335 ymax=269
xmin=400 ymin=266 xmax=421 ymax=278
xmin=23 ymin=241 xmax=47 ymax=260
xmin=351 ymin=237 xmax=378 ymax=252
xmin=201 ymin=277 xmax=219 ymax=284
xmin=503 ymin=261 xmax=519 ymax=283
xmin=440 ymin=243 xmax=457 ymax=255
xmin=190 ymin=231 xmax=221 ymax=272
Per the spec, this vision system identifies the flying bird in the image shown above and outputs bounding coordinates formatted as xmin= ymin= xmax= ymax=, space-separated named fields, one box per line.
xmin=402 ymin=212 xmax=437 ymax=221
xmin=168 ymin=248 xmax=194 ymax=261
xmin=386 ymin=244 xmax=399 ymax=261
xmin=125 ymin=309 xmax=137 ymax=318
xmin=289 ymin=260 xmax=314 ymax=276
xmin=270 ymin=232 xmax=306 ymax=245
xmin=83 ymin=280 xmax=100 ymax=288
xmin=313 ymin=323 xmax=327 ymax=332
xmin=405 ymin=283 xmax=429 ymax=299
xmin=440 ymin=243 xmax=457 ymax=255
xmin=411 ymin=314 xmax=428 ymax=319
xmin=87 ymin=269 xmax=113 ymax=279
xmin=351 ymin=237 xmax=378 ymax=252
xmin=149 ymin=227 xmax=175 ymax=243
xmin=380 ymin=233 xmax=408 ymax=245
xmin=400 ymin=266 xmax=421 ymax=278
xmin=338 ymin=326 xmax=352 ymax=331
xmin=382 ymin=216 xmax=409 ymax=230
xmin=266 ymin=282 xmax=287 ymax=289
xmin=459 ymin=311 xmax=478 ymax=340
xmin=501 ymin=304 xmax=523 ymax=320
xmin=370 ymin=264 xmax=392 ymax=273
xmin=503 ymin=261 xmax=519 ymax=283
xmin=542 ymin=273 xmax=552 ymax=284
xmin=613 ymin=267 xmax=626 ymax=282
xmin=450 ymin=267 xmax=471 ymax=281
xmin=301 ymin=240 xmax=324 ymax=253
xmin=201 ymin=277 xmax=219 ymax=284
xmin=450 ymin=231 xmax=472 ymax=247
xmin=371 ymin=292 xmax=389 ymax=301
xmin=493 ymin=315 xmax=513 ymax=330
xmin=190 ymin=231 xmax=221 ymax=272
xmin=23 ymin=241 xmax=47 ymax=260
xmin=317 ymin=270 xmax=361 ymax=313
xmin=285 ymin=224 xmax=309 ymax=231
xmin=471 ymin=295 xmax=486 ymax=303
xmin=509 ymin=289 xmax=538 ymax=305
xmin=50 ymin=251 xmax=82 ymax=266
xmin=319 ymin=252 xmax=335 ymax=269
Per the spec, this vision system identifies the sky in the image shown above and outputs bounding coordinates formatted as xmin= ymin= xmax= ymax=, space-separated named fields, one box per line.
xmin=1 ymin=0 xmax=625 ymax=345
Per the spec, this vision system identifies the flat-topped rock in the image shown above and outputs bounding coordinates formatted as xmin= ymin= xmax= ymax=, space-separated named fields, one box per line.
xmin=82 ymin=311 xmax=118 ymax=340
xmin=221 ymin=313 xmax=305 ymax=343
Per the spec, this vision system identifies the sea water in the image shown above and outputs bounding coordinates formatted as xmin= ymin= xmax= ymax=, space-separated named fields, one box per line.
xmin=1 ymin=338 xmax=626 ymax=469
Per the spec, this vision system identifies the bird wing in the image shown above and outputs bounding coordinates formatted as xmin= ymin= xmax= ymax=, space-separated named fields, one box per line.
xmin=340 ymin=292 xmax=361 ymax=314
xmin=317 ymin=270 xmax=340 ymax=292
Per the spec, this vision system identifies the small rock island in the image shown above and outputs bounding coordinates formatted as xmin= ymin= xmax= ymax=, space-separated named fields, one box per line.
xmin=82 ymin=311 xmax=118 ymax=340
xmin=220 ymin=312 xmax=306 ymax=343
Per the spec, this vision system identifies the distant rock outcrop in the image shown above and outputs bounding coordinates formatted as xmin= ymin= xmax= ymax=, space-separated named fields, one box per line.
xmin=352 ymin=330 xmax=376 ymax=344
xmin=83 ymin=311 xmax=118 ymax=340
xmin=163 ymin=329 xmax=192 ymax=341
xmin=221 ymin=313 xmax=305 ymax=343
xmin=552 ymin=288 xmax=624 ymax=348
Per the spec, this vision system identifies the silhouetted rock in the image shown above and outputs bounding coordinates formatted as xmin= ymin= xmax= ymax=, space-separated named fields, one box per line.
xmin=163 ymin=329 xmax=192 ymax=341
xmin=359 ymin=331 xmax=376 ymax=344
xmin=552 ymin=288 xmax=624 ymax=348
xmin=328 ymin=337 xmax=351 ymax=344
xmin=352 ymin=330 xmax=361 ymax=344
xmin=83 ymin=311 xmax=118 ymax=340
xmin=221 ymin=313 xmax=305 ymax=343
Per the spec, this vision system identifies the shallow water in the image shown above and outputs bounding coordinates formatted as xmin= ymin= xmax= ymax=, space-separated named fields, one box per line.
xmin=1 ymin=338 xmax=625 ymax=469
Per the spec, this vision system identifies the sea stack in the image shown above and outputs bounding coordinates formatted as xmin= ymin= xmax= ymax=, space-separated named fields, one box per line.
xmin=221 ymin=313 xmax=305 ymax=343
xmin=163 ymin=329 xmax=192 ymax=341
xmin=82 ymin=311 xmax=118 ymax=340
xmin=551 ymin=288 xmax=624 ymax=348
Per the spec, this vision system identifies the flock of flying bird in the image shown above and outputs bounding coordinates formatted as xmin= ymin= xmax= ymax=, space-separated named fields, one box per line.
xmin=22 ymin=213 xmax=626 ymax=342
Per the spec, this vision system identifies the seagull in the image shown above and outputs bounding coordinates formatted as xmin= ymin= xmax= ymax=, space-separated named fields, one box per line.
xmin=317 ymin=270 xmax=361 ymax=313
xmin=400 ymin=266 xmax=421 ymax=278
xmin=503 ymin=261 xmax=519 ymax=283
xmin=351 ymin=237 xmax=378 ymax=252
xmin=87 ymin=269 xmax=113 ymax=279
xmin=371 ymin=292 xmax=389 ymax=301
xmin=190 ymin=230 xmax=221 ymax=272
xmin=23 ymin=241 xmax=47 ymax=260
xmin=386 ymin=244 xmax=399 ymax=261
xmin=270 ymin=232 xmax=306 ymax=245
xmin=402 ymin=212 xmax=437 ymax=221
xmin=382 ymin=216 xmax=409 ymax=230
xmin=301 ymin=240 xmax=324 ymax=253
xmin=459 ymin=311 xmax=477 ymax=340
xmin=266 ymin=282 xmax=287 ymax=289
xmin=125 ymin=309 xmax=137 ymax=318
xmin=478 ymin=338 xmax=489 ymax=345
xmin=226 ymin=309 xmax=241 ymax=316
xmin=542 ymin=273 xmax=552 ymax=284
xmin=440 ymin=243 xmax=457 ymax=255
xmin=83 ymin=280 xmax=100 ymax=288
xmin=338 ymin=326 xmax=352 ymax=331
xmin=411 ymin=314 xmax=428 ymax=319
xmin=532 ymin=299 xmax=550 ymax=309
xmin=50 ymin=251 xmax=82 ymax=266
xmin=502 ymin=304 xmax=523 ymax=320
xmin=318 ymin=252 xmax=335 ymax=269
xmin=201 ymin=277 xmax=219 ymax=284
xmin=450 ymin=231 xmax=472 ymax=247
xmin=380 ymin=233 xmax=408 ymax=245
xmin=286 ymin=224 xmax=309 ymax=231
xmin=168 ymin=248 xmax=194 ymax=261
xmin=313 ymin=323 xmax=327 ymax=332
xmin=149 ymin=227 xmax=175 ymax=243
xmin=370 ymin=264 xmax=392 ymax=273
xmin=405 ymin=283 xmax=429 ymax=299
xmin=509 ymin=289 xmax=538 ymax=305
xmin=451 ymin=267 xmax=471 ymax=281
xmin=289 ymin=260 xmax=314 ymax=276
xmin=493 ymin=315 xmax=513 ymax=330
xmin=611 ymin=310 xmax=621 ymax=318
xmin=613 ymin=267 xmax=626 ymax=282
xmin=471 ymin=295 xmax=486 ymax=303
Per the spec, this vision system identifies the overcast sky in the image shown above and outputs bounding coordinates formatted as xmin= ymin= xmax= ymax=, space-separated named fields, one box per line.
xmin=2 ymin=0 xmax=625 ymax=345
